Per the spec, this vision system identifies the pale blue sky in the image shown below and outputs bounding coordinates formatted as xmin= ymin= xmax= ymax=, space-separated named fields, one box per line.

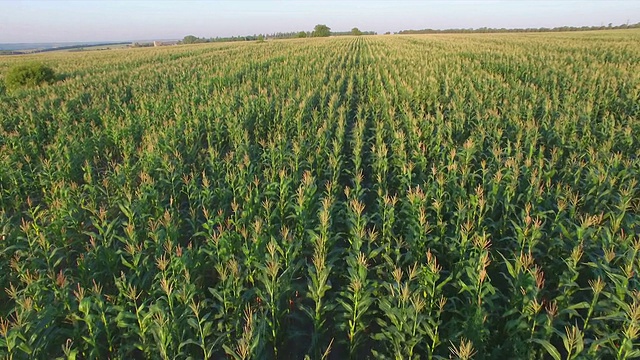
xmin=0 ymin=0 xmax=638 ymax=43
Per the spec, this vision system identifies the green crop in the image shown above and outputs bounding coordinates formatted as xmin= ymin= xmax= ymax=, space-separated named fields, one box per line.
xmin=1 ymin=30 xmax=639 ymax=359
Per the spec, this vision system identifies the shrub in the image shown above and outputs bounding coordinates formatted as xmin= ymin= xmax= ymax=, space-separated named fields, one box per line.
xmin=4 ymin=62 xmax=56 ymax=90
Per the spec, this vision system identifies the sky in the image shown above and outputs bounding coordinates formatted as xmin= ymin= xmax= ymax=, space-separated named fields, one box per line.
xmin=0 ymin=0 xmax=639 ymax=43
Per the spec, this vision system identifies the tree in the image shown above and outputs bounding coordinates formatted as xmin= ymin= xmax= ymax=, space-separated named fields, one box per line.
xmin=5 ymin=63 xmax=56 ymax=91
xmin=351 ymin=27 xmax=363 ymax=36
xmin=182 ymin=35 xmax=199 ymax=44
xmin=312 ymin=24 xmax=331 ymax=37
xmin=297 ymin=31 xmax=308 ymax=38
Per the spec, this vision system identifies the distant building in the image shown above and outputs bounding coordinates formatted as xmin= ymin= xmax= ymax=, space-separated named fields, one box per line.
xmin=153 ymin=40 xmax=179 ymax=47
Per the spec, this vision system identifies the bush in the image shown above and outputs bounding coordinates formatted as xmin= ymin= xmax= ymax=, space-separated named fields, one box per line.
xmin=4 ymin=62 xmax=56 ymax=90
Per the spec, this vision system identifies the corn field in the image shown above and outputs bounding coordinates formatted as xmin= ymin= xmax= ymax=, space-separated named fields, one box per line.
xmin=1 ymin=31 xmax=639 ymax=359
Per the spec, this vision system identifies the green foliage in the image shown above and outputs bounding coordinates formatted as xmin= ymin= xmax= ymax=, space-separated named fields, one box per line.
xmin=351 ymin=27 xmax=363 ymax=36
xmin=400 ymin=21 xmax=640 ymax=34
xmin=4 ymin=62 xmax=55 ymax=90
xmin=0 ymin=31 xmax=639 ymax=359
xmin=312 ymin=24 xmax=331 ymax=37
xmin=297 ymin=31 xmax=308 ymax=38
xmin=181 ymin=35 xmax=201 ymax=44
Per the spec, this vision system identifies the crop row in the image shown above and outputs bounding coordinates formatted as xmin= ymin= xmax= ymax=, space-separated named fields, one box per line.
xmin=1 ymin=32 xmax=639 ymax=359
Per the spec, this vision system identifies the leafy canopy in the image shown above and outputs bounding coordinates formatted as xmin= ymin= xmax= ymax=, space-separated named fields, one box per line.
xmin=312 ymin=24 xmax=331 ymax=37
xmin=4 ymin=63 xmax=55 ymax=90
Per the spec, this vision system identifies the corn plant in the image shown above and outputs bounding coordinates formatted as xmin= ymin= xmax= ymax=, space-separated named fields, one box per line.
xmin=1 ymin=31 xmax=639 ymax=359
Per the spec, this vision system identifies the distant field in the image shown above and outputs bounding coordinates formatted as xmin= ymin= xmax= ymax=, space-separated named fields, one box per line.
xmin=0 ymin=41 xmax=135 ymax=54
xmin=61 ymin=43 xmax=134 ymax=53
xmin=0 ymin=30 xmax=639 ymax=359
xmin=0 ymin=42 xmax=103 ymax=51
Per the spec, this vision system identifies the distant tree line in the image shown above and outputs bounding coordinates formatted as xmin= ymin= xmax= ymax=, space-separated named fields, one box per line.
xmin=179 ymin=34 xmax=277 ymax=44
xmin=398 ymin=22 xmax=640 ymax=35
xmin=333 ymin=27 xmax=377 ymax=36
xmin=131 ymin=42 xmax=154 ymax=48
xmin=179 ymin=24 xmax=376 ymax=45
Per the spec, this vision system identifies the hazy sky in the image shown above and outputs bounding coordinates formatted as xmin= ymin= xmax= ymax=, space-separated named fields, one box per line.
xmin=1 ymin=0 xmax=639 ymax=43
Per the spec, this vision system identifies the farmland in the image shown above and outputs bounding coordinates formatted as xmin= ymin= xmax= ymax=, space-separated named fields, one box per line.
xmin=0 ymin=30 xmax=639 ymax=359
